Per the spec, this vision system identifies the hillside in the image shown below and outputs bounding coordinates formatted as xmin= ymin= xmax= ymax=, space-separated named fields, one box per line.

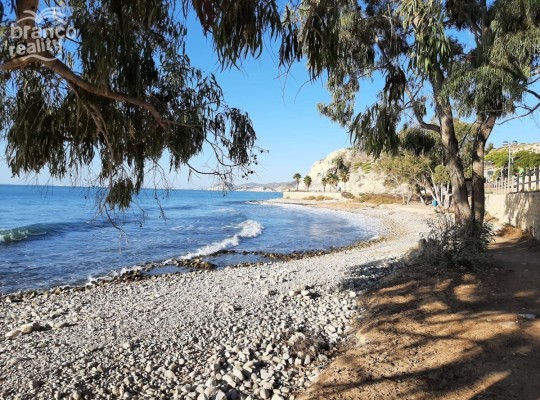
xmin=301 ymin=148 xmax=390 ymax=194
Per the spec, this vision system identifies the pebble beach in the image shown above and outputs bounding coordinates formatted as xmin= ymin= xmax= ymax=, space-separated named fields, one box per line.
xmin=0 ymin=203 xmax=430 ymax=400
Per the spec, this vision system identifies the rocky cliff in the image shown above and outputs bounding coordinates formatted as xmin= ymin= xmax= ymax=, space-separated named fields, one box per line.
xmin=302 ymin=148 xmax=390 ymax=194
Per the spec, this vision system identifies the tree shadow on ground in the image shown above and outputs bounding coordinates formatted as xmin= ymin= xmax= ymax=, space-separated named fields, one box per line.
xmin=300 ymin=231 xmax=540 ymax=400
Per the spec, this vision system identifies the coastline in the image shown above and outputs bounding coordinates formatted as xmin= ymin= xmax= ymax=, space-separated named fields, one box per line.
xmin=0 ymin=200 xmax=432 ymax=400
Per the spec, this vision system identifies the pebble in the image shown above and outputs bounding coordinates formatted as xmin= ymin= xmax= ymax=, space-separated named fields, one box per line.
xmin=0 ymin=209 xmax=428 ymax=400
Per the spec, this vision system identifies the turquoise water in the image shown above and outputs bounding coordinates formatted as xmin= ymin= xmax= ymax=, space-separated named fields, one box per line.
xmin=0 ymin=185 xmax=380 ymax=293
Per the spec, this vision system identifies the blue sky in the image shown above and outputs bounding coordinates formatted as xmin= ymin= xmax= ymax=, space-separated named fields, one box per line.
xmin=0 ymin=14 xmax=539 ymax=188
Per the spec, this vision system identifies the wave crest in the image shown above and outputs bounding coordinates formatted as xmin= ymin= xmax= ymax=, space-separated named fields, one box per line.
xmin=0 ymin=225 xmax=48 ymax=244
xmin=180 ymin=219 xmax=263 ymax=259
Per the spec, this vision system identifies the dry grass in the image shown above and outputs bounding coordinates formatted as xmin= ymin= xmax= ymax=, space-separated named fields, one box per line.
xmin=303 ymin=195 xmax=335 ymax=201
xmin=352 ymin=193 xmax=401 ymax=205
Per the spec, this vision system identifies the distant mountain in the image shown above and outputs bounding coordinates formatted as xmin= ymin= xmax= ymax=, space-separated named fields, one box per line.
xmin=207 ymin=181 xmax=295 ymax=192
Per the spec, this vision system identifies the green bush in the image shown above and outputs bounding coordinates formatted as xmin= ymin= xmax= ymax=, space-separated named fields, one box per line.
xmin=419 ymin=214 xmax=494 ymax=270
xmin=360 ymin=162 xmax=372 ymax=173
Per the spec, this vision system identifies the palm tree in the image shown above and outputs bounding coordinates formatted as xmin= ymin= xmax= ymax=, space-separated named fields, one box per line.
xmin=293 ymin=173 xmax=302 ymax=191
xmin=339 ymin=171 xmax=350 ymax=191
xmin=325 ymin=172 xmax=338 ymax=191
xmin=321 ymin=176 xmax=328 ymax=192
xmin=303 ymin=175 xmax=312 ymax=191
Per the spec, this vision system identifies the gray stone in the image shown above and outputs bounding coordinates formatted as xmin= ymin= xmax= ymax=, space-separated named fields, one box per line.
xmin=53 ymin=321 xmax=70 ymax=329
xmin=164 ymin=370 xmax=176 ymax=380
xmin=5 ymin=329 xmax=21 ymax=340
xmin=214 ymin=390 xmax=227 ymax=400
xmin=20 ymin=322 xmax=41 ymax=334
xmin=29 ymin=380 xmax=43 ymax=390
xmin=232 ymin=367 xmax=246 ymax=381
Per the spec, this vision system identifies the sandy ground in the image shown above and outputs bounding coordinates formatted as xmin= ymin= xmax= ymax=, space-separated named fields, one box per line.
xmin=293 ymin=201 xmax=540 ymax=400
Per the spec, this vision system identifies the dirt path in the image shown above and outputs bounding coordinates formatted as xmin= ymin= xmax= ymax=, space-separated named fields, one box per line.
xmin=299 ymin=228 xmax=540 ymax=400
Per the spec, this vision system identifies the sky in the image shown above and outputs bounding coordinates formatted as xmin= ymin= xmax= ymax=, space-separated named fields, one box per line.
xmin=0 ymin=11 xmax=539 ymax=188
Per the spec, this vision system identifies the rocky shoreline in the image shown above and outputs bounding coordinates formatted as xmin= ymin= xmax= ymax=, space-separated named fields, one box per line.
xmin=0 ymin=206 xmax=429 ymax=400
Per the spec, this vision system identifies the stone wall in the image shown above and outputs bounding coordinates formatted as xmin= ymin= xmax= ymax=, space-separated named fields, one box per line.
xmin=486 ymin=192 xmax=540 ymax=239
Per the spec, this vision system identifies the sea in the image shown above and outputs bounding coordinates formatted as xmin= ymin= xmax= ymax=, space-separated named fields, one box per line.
xmin=0 ymin=185 xmax=382 ymax=294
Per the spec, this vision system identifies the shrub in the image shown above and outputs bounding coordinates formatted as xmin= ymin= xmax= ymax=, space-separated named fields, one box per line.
xmin=360 ymin=162 xmax=372 ymax=173
xmin=341 ymin=192 xmax=355 ymax=199
xmin=419 ymin=213 xmax=494 ymax=270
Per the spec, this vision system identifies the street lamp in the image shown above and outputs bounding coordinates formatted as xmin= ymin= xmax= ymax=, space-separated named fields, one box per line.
xmin=502 ymin=140 xmax=518 ymax=182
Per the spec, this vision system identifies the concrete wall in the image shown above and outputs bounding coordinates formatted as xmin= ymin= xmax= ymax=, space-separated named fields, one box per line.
xmin=486 ymin=192 xmax=540 ymax=238
xmin=283 ymin=191 xmax=344 ymax=200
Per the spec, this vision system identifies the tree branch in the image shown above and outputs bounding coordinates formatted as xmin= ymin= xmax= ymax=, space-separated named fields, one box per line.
xmin=404 ymin=86 xmax=441 ymax=133
xmin=41 ymin=55 xmax=169 ymax=130
xmin=3 ymin=0 xmax=170 ymax=130
xmin=525 ymin=88 xmax=540 ymax=101
xmin=497 ymin=102 xmax=540 ymax=124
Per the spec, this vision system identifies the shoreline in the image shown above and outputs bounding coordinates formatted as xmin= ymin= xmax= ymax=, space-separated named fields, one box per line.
xmin=1 ymin=198 xmax=399 ymax=299
xmin=0 ymin=201 xmax=432 ymax=400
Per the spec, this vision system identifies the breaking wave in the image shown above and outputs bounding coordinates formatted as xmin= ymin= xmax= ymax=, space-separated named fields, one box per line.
xmin=180 ymin=219 xmax=263 ymax=259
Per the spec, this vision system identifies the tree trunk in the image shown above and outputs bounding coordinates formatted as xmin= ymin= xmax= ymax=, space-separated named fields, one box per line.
xmin=430 ymin=73 xmax=472 ymax=225
xmin=471 ymin=114 xmax=496 ymax=224
xmin=439 ymin=112 xmax=472 ymax=224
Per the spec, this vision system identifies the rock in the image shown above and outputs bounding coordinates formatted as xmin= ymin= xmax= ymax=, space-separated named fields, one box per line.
xmin=259 ymin=389 xmax=272 ymax=399
xmin=20 ymin=321 xmax=41 ymax=334
xmin=71 ymin=390 xmax=82 ymax=400
xmin=5 ymin=329 xmax=21 ymax=340
xmin=518 ymin=313 xmax=537 ymax=320
xmin=8 ymin=357 xmax=23 ymax=366
xmin=288 ymin=332 xmax=306 ymax=345
xmin=53 ymin=321 xmax=70 ymax=330
xmin=29 ymin=380 xmax=43 ymax=390
xmin=203 ymin=386 xmax=217 ymax=397
xmin=222 ymin=374 xmax=237 ymax=388
xmin=214 ymin=390 xmax=227 ymax=400
xmin=121 ymin=342 xmax=132 ymax=350
xmin=164 ymin=370 xmax=176 ymax=380
xmin=260 ymin=369 xmax=273 ymax=381
xmin=232 ymin=367 xmax=246 ymax=381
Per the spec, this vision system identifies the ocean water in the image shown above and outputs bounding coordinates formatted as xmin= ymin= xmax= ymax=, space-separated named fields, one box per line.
xmin=0 ymin=185 xmax=381 ymax=294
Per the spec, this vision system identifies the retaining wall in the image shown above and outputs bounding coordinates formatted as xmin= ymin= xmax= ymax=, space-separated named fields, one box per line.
xmin=486 ymin=192 xmax=540 ymax=239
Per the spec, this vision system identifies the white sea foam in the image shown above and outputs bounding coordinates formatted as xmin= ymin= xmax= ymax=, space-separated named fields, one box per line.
xmin=180 ymin=219 xmax=263 ymax=260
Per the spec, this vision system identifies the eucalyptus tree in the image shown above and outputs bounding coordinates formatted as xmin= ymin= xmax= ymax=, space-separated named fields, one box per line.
xmin=3 ymin=0 xmax=539 ymax=222
xmin=0 ymin=0 xmax=281 ymax=210
xmin=278 ymin=0 xmax=540 ymax=226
